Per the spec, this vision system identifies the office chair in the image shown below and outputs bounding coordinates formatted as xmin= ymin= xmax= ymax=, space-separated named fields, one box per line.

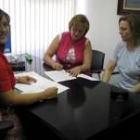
xmin=91 ymin=50 xmax=105 ymax=80
xmin=0 ymin=120 xmax=14 ymax=139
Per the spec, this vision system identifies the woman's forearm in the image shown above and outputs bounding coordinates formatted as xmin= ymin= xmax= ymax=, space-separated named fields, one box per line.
xmin=102 ymin=61 xmax=116 ymax=83
xmin=102 ymin=71 xmax=112 ymax=83
xmin=2 ymin=88 xmax=57 ymax=106
xmin=129 ymin=82 xmax=140 ymax=93
xmin=43 ymin=55 xmax=54 ymax=67
xmin=80 ymin=63 xmax=91 ymax=72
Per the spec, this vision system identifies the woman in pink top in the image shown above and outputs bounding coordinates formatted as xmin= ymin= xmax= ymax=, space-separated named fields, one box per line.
xmin=44 ymin=14 xmax=92 ymax=76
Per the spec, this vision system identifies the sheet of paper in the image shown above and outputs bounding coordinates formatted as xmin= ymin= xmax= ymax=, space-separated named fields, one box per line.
xmin=77 ymin=74 xmax=99 ymax=81
xmin=44 ymin=70 xmax=99 ymax=82
xmin=44 ymin=70 xmax=76 ymax=82
xmin=14 ymin=71 xmax=69 ymax=94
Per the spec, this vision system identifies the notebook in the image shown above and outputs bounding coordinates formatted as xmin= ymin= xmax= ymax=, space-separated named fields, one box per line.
xmin=44 ymin=70 xmax=99 ymax=82
xmin=14 ymin=71 xmax=69 ymax=94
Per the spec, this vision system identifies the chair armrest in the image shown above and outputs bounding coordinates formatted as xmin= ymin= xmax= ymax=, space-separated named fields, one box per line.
xmin=0 ymin=120 xmax=14 ymax=132
xmin=91 ymin=69 xmax=104 ymax=74
xmin=112 ymin=71 xmax=120 ymax=75
xmin=43 ymin=63 xmax=53 ymax=71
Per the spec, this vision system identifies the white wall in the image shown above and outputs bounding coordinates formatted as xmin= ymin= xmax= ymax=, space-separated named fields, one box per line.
xmin=76 ymin=0 xmax=121 ymax=66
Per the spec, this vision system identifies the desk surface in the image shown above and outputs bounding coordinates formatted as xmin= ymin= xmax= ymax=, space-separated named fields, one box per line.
xmin=28 ymin=79 xmax=140 ymax=139
xmin=14 ymin=55 xmax=140 ymax=140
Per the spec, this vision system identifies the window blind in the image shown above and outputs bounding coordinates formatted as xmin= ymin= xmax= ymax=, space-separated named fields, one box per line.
xmin=0 ymin=0 xmax=76 ymax=73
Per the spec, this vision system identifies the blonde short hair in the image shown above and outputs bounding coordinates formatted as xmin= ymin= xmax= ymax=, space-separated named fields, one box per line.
xmin=69 ymin=14 xmax=89 ymax=35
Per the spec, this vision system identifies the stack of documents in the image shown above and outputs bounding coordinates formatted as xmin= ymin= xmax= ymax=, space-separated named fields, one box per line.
xmin=44 ymin=70 xmax=99 ymax=82
xmin=14 ymin=71 xmax=69 ymax=94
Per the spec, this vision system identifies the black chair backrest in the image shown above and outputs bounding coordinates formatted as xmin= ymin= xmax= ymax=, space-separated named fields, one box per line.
xmin=91 ymin=50 xmax=105 ymax=73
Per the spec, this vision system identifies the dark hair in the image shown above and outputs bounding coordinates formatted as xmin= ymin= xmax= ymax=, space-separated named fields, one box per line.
xmin=119 ymin=14 xmax=140 ymax=46
xmin=0 ymin=9 xmax=10 ymax=24
xmin=69 ymin=14 xmax=89 ymax=36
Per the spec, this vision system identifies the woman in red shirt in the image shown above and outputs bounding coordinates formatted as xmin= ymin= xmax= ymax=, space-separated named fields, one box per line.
xmin=0 ymin=9 xmax=57 ymax=140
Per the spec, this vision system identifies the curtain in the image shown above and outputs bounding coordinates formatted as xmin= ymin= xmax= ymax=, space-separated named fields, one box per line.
xmin=0 ymin=0 xmax=76 ymax=73
xmin=0 ymin=0 xmax=76 ymax=56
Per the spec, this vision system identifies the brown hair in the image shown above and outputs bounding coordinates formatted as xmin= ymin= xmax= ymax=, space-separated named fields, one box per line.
xmin=69 ymin=14 xmax=89 ymax=36
xmin=119 ymin=14 xmax=140 ymax=46
xmin=0 ymin=9 xmax=10 ymax=24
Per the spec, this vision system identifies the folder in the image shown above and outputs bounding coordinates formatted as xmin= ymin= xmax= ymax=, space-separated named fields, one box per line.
xmin=14 ymin=71 xmax=69 ymax=94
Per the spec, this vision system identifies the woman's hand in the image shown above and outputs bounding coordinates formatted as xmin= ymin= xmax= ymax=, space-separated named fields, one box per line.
xmin=17 ymin=76 xmax=36 ymax=84
xmin=52 ymin=62 xmax=63 ymax=70
xmin=67 ymin=66 xmax=81 ymax=77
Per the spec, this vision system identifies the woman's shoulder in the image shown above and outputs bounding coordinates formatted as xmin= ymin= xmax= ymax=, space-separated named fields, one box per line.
xmin=112 ymin=41 xmax=126 ymax=59
xmin=115 ymin=41 xmax=126 ymax=52
xmin=61 ymin=31 xmax=70 ymax=37
xmin=116 ymin=40 xmax=126 ymax=48
xmin=59 ymin=32 xmax=70 ymax=41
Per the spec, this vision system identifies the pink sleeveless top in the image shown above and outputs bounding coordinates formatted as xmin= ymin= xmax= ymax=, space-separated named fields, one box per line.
xmin=56 ymin=32 xmax=86 ymax=69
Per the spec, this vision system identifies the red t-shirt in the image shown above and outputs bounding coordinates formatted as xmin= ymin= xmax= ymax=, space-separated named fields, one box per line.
xmin=0 ymin=52 xmax=15 ymax=92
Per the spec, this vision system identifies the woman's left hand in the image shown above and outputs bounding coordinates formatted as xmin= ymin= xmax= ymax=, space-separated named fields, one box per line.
xmin=67 ymin=66 xmax=81 ymax=77
xmin=17 ymin=76 xmax=36 ymax=84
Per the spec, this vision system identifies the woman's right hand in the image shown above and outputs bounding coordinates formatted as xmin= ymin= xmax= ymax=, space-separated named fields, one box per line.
xmin=43 ymin=87 xmax=58 ymax=99
xmin=52 ymin=62 xmax=63 ymax=70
